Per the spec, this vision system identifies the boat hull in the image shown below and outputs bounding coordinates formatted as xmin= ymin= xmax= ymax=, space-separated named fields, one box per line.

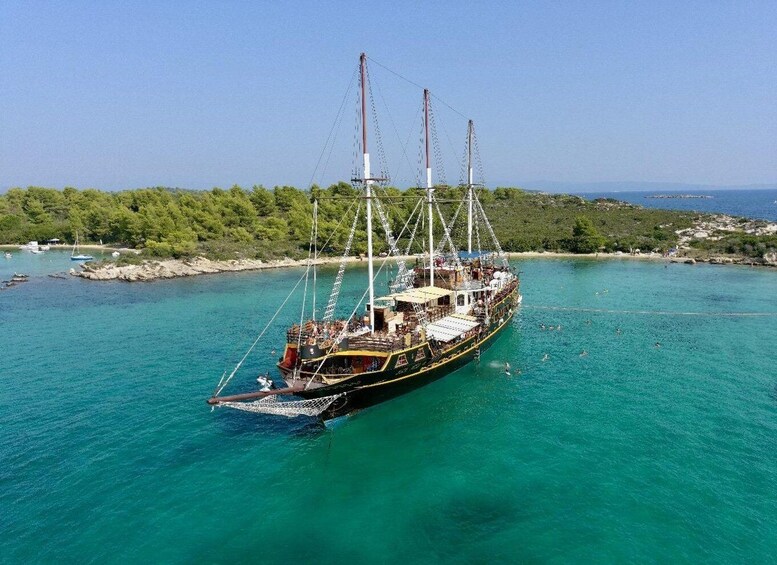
xmin=322 ymin=315 xmax=511 ymax=420
xmin=297 ymin=287 xmax=520 ymax=420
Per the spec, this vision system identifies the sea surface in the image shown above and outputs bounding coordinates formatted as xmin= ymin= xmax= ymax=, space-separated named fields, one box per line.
xmin=578 ymin=188 xmax=777 ymax=222
xmin=2 ymin=251 xmax=776 ymax=563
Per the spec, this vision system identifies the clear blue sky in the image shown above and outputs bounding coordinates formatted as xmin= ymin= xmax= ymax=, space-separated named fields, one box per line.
xmin=1 ymin=1 xmax=776 ymax=192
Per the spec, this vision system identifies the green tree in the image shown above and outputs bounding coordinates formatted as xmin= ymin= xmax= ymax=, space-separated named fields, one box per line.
xmin=571 ymin=216 xmax=606 ymax=253
xmin=250 ymin=185 xmax=275 ymax=216
xmin=24 ymin=198 xmax=52 ymax=225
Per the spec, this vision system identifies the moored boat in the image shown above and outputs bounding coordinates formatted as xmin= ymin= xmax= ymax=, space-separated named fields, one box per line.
xmin=207 ymin=54 xmax=521 ymax=423
xmin=70 ymin=233 xmax=94 ymax=261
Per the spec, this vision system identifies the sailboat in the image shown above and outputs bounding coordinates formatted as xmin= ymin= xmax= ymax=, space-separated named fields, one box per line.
xmin=207 ymin=53 xmax=521 ymax=423
xmin=70 ymin=233 xmax=94 ymax=261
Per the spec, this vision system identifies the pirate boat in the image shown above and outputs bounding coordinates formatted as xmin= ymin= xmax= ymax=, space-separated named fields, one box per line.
xmin=208 ymin=54 xmax=521 ymax=422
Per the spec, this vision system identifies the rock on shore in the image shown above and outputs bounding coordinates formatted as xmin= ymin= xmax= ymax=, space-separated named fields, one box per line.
xmin=71 ymin=256 xmax=305 ymax=281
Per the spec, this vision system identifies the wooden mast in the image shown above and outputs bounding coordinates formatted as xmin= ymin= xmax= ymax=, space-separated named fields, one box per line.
xmin=425 ymin=88 xmax=434 ymax=286
xmin=467 ymin=119 xmax=474 ymax=254
xmin=361 ymin=53 xmax=375 ymax=333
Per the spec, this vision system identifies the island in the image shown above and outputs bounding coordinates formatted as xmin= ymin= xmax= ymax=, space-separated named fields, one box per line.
xmin=646 ymin=194 xmax=712 ymax=199
xmin=1 ymin=184 xmax=776 ymax=281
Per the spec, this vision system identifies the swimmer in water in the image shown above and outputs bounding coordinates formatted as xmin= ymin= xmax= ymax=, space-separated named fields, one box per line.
xmin=542 ymin=353 xmax=549 ymax=362
xmin=580 ymin=350 xmax=588 ymax=357
xmin=616 ymin=328 xmax=622 ymax=335
xmin=655 ymin=342 xmax=662 ymax=348
xmin=505 ymin=362 xmax=511 ymax=375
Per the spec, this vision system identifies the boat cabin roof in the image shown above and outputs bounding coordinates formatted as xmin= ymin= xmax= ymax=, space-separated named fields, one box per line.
xmin=379 ymin=285 xmax=453 ymax=305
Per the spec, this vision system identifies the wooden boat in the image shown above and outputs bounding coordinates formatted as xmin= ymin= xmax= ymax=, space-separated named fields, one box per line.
xmin=208 ymin=54 xmax=521 ymax=423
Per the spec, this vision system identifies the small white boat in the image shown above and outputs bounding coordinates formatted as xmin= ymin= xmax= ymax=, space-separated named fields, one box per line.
xmin=31 ymin=248 xmax=44 ymax=254
xmin=70 ymin=233 xmax=94 ymax=262
xmin=256 ymin=375 xmax=274 ymax=392
xmin=40 ymin=245 xmax=50 ymax=251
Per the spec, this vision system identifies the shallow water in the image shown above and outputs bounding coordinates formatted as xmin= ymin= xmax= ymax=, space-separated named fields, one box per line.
xmin=1 ymin=252 xmax=776 ymax=563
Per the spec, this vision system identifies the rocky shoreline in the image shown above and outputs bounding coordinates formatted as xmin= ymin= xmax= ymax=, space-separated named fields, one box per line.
xmin=65 ymin=213 xmax=777 ymax=282
xmin=69 ymin=249 xmax=777 ymax=282
xmin=70 ymin=255 xmax=368 ymax=282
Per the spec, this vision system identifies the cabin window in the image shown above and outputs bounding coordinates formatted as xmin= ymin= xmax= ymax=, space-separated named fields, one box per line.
xmin=457 ymin=294 xmax=465 ymax=307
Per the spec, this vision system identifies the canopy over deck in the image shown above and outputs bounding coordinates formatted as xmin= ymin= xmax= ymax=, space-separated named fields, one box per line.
xmin=379 ymin=285 xmax=452 ymax=305
xmin=425 ymin=313 xmax=479 ymax=342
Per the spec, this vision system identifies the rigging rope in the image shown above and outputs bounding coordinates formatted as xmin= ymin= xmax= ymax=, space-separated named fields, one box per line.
xmin=471 ymin=123 xmax=486 ymax=187
xmin=474 ymin=194 xmax=483 ymax=255
xmin=365 ymin=64 xmax=391 ymax=183
xmin=458 ymin=127 xmax=470 ymax=186
xmin=295 ymin=201 xmax=320 ymax=356
xmin=428 ymin=100 xmax=447 ymax=186
xmin=215 ymin=196 xmax=358 ymax=397
xmin=372 ymin=73 xmax=422 ymax=187
xmin=213 ymin=270 xmax=309 ymax=397
xmin=323 ymin=200 xmax=362 ymax=320
xmin=404 ymin=198 xmax=425 ymax=256
xmin=312 ymin=200 xmax=318 ymax=320
xmin=433 ymin=199 xmax=463 ymax=269
xmin=304 ymin=250 xmax=405 ymax=390
xmin=372 ymin=195 xmax=418 ymax=295
xmin=473 ymin=192 xmax=508 ymax=266
xmin=301 ymin=191 xmax=430 ymax=392
xmin=309 ymin=67 xmax=357 ymax=188
xmin=366 ymin=56 xmax=470 ymax=120
xmin=437 ymin=112 xmax=462 ymax=184
xmin=435 ymin=196 xmax=466 ymax=256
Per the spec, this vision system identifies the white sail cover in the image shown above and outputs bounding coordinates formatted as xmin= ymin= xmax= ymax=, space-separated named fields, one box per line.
xmin=425 ymin=314 xmax=479 ymax=343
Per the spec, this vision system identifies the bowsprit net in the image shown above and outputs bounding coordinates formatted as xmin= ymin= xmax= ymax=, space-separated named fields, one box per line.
xmin=216 ymin=394 xmax=345 ymax=418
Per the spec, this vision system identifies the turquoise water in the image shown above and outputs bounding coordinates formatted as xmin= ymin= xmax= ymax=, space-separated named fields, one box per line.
xmin=2 ymin=252 xmax=776 ymax=563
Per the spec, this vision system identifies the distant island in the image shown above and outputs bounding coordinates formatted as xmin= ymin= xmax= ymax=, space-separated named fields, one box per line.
xmin=646 ymin=194 xmax=712 ymax=199
xmin=1 ymin=185 xmax=776 ymax=281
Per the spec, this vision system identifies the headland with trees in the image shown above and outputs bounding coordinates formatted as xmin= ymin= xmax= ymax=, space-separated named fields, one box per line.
xmin=1 ymin=184 xmax=776 ymax=279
